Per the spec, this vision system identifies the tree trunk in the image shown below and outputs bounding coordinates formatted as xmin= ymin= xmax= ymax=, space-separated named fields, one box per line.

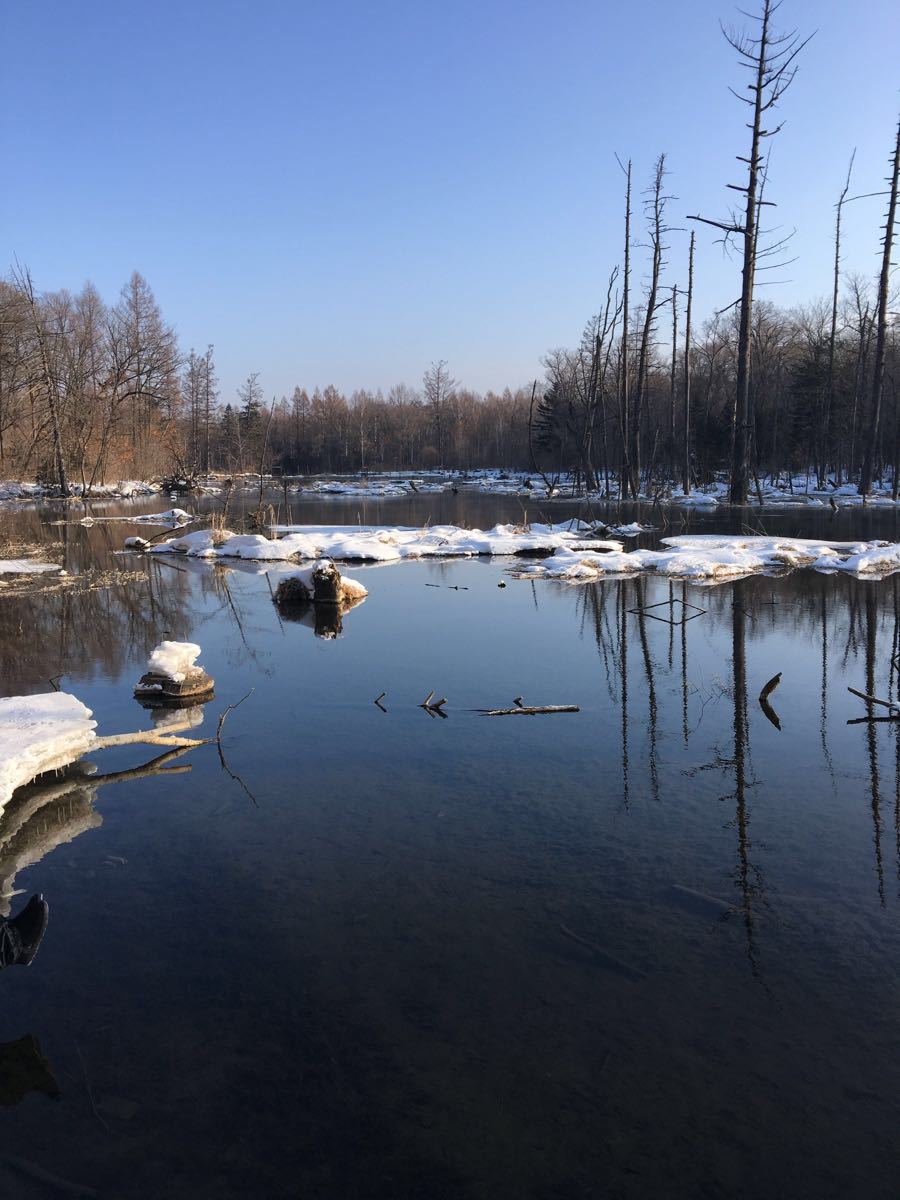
xmin=860 ymin=118 xmax=900 ymax=496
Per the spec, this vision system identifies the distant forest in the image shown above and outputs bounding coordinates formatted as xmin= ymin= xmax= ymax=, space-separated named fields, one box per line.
xmin=1 ymin=1 xmax=897 ymax=497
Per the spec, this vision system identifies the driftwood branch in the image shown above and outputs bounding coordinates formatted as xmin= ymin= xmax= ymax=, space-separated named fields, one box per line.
xmin=847 ymin=686 xmax=900 ymax=712
xmin=480 ymin=699 xmax=580 ymax=716
xmin=758 ymin=672 xmax=782 ymax=730
xmin=93 ymin=713 xmax=207 ymax=752
xmin=420 ymin=690 xmax=448 ymax=718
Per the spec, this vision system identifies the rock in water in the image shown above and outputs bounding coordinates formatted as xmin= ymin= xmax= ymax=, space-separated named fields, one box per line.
xmin=134 ymin=640 xmax=214 ymax=704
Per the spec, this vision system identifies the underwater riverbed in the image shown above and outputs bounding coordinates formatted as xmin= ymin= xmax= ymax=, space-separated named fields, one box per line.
xmin=0 ymin=491 xmax=899 ymax=1198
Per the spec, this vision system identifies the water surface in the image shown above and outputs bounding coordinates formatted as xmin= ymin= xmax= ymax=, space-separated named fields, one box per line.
xmin=0 ymin=492 xmax=898 ymax=1198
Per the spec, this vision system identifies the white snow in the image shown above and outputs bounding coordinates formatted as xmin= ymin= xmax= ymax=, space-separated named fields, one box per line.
xmin=0 ymin=479 xmax=160 ymax=502
xmin=149 ymin=522 xmax=623 ymax=564
xmin=146 ymin=641 xmax=203 ymax=682
xmin=0 ymin=559 xmax=62 ymax=575
xmin=83 ymin=508 xmax=191 ymax=526
xmin=0 ymin=693 xmax=97 ymax=810
xmin=517 ymin=534 xmax=900 ymax=583
xmin=608 ymin=522 xmax=655 ymax=536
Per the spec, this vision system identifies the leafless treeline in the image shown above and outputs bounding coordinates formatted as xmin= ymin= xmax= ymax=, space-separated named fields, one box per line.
xmin=537 ymin=285 xmax=899 ymax=494
xmin=0 ymin=269 xmax=188 ymax=492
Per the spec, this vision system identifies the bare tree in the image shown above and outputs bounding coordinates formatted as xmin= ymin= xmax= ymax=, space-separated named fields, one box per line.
xmin=824 ymin=152 xmax=855 ymax=484
xmin=683 ymin=232 xmax=695 ymax=494
xmin=422 ymin=360 xmax=456 ymax=466
xmin=11 ymin=265 xmax=69 ymax=495
xmin=630 ymin=154 xmax=670 ymax=494
xmin=617 ymin=157 xmax=633 ymax=496
xmin=689 ymin=0 xmax=812 ymax=503
xmin=860 ymin=117 xmax=900 ymax=496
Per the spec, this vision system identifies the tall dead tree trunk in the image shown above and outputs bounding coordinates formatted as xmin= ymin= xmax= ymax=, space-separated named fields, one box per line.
xmin=683 ymin=232 xmax=695 ymax=495
xmin=619 ymin=158 xmax=632 ymax=498
xmin=860 ymin=118 xmax=900 ymax=497
xmin=826 ymin=153 xmax=855 ymax=485
xmin=689 ymin=0 xmax=810 ymax=504
xmin=632 ymin=154 xmax=668 ymax=496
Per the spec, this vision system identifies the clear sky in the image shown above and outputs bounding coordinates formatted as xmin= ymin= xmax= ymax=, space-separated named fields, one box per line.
xmin=2 ymin=0 xmax=897 ymax=404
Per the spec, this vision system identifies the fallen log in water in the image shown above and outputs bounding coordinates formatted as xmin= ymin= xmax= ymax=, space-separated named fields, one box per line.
xmin=479 ymin=697 xmax=580 ymax=716
xmin=847 ymin=686 xmax=900 ymax=712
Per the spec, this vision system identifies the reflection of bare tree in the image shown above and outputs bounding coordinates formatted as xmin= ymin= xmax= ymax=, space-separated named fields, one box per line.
xmin=620 ymin=583 xmax=630 ymax=809
xmin=820 ymin=588 xmax=836 ymax=792
xmin=635 ymin=577 xmax=660 ymax=802
xmin=681 ymin=581 xmax=690 ymax=745
xmin=730 ymin=583 xmax=765 ymax=977
xmin=0 ymin=561 xmax=192 ymax=690
xmin=864 ymin=586 xmax=886 ymax=906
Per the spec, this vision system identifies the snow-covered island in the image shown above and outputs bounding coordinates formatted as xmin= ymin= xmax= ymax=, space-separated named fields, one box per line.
xmin=135 ymin=521 xmax=900 ymax=582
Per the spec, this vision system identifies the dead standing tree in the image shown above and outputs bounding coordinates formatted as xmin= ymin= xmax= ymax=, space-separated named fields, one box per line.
xmin=859 ymin=117 xmax=900 ymax=497
xmin=825 ymin=152 xmax=855 ymax=485
xmin=683 ymin=232 xmax=695 ymax=495
xmin=689 ymin=0 xmax=812 ymax=504
xmin=617 ymin=157 xmax=633 ymax=497
xmin=630 ymin=154 xmax=670 ymax=495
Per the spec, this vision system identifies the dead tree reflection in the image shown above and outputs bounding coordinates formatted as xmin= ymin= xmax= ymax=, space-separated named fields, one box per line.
xmin=635 ymin=577 xmax=660 ymax=802
xmin=730 ymin=583 xmax=765 ymax=976
xmin=620 ymin=583 xmax=630 ymax=809
xmin=820 ymin=586 xmax=837 ymax=794
xmin=864 ymin=585 xmax=887 ymax=906
xmin=0 ymin=562 xmax=193 ymax=689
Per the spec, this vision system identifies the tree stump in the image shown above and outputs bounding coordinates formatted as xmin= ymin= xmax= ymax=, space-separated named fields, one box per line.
xmin=312 ymin=560 xmax=342 ymax=603
xmin=133 ymin=669 xmax=215 ymax=705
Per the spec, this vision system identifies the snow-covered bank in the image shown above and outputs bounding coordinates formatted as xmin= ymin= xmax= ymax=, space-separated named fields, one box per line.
xmin=517 ymin=535 xmax=900 ymax=583
xmin=454 ymin=470 xmax=900 ymax=508
xmin=295 ymin=477 xmax=447 ymax=497
xmin=145 ymin=522 xmax=623 ymax=564
xmin=0 ymin=479 xmax=160 ymax=502
xmin=81 ymin=508 xmax=192 ymax=526
xmin=0 ymin=559 xmax=63 ymax=577
xmin=0 ymin=694 xmax=97 ymax=811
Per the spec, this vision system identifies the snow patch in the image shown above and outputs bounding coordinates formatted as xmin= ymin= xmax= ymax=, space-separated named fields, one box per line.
xmin=149 ymin=522 xmax=623 ymax=564
xmin=0 ymin=693 xmax=97 ymax=810
xmin=0 ymin=559 xmax=62 ymax=575
xmin=147 ymin=641 xmax=203 ymax=682
xmin=517 ymin=534 xmax=900 ymax=582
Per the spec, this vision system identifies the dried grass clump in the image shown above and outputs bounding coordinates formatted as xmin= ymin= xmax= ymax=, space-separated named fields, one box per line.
xmin=274 ymin=575 xmax=312 ymax=605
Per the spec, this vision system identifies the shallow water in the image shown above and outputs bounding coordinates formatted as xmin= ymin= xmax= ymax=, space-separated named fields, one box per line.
xmin=0 ymin=492 xmax=899 ymax=1198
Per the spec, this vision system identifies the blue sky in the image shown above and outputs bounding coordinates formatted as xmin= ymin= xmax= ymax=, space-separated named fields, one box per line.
xmin=2 ymin=0 xmax=897 ymax=403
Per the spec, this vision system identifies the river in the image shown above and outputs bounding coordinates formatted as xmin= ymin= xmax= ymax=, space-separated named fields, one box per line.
xmin=0 ymin=489 xmax=898 ymax=1198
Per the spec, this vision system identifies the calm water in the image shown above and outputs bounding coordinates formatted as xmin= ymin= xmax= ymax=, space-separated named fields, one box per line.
xmin=1 ymin=491 xmax=899 ymax=1198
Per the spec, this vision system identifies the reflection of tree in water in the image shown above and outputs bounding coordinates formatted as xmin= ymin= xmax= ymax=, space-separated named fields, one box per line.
xmin=579 ymin=568 xmax=900 ymax=968
xmin=0 ymin=562 xmax=194 ymax=690
xmin=729 ymin=582 xmax=765 ymax=976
